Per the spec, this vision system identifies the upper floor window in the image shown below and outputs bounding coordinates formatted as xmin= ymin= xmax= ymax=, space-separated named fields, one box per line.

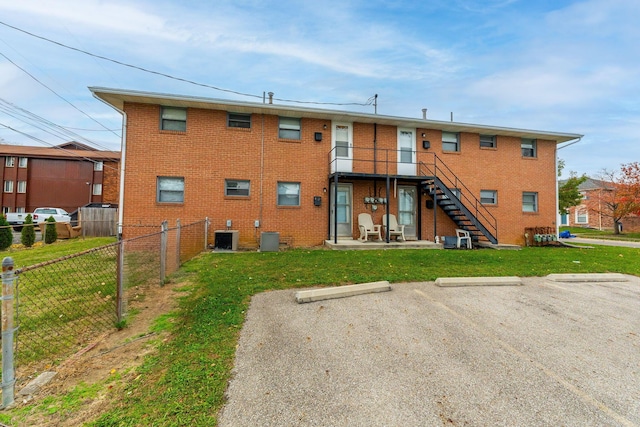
xmin=3 ymin=181 xmax=13 ymax=193
xmin=225 ymin=179 xmax=250 ymax=197
xmin=575 ymin=207 xmax=588 ymax=224
xmin=442 ymin=132 xmax=460 ymax=152
xmin=522 ymin=191 xmax=538 ymax=212
xmin=5 ymin=157 xmax=15 ymax=167
xmin=161 ymin=107 xmax=187 ymax=132
xmin=228 ymin=113 xmax=251 ymax=129
xmin=93 ymin=183 xmax=103 ymax=196
xmin=18 ymin=157 xmax=28 ymax=168
xmin=17 ymin=181 xmax=26 ymax=193
xmin=279 ymin=117 xmax=301 ymax=140
xmin=480 ymin=135 xmax=496 ymax=148
xmin=335 ymin=125 xmax=350 ymax=157
xmin=480 ymin=190 xmax=497 ymax=205
xmin=157 ymin=176 xmax=184 ymax=203
xmin=277 ymin=182 xmax=300 ymax=206
xmin=94 ymin=161 xmax=104 ymax=171
xmin=521 ymin=138 xmax=536 ymax=157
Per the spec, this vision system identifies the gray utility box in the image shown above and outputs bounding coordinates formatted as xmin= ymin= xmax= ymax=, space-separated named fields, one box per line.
xmin=260 ymin=232 xmax=280 ymax=252
xmin=214 ymin=230 xmax=239 ymax=251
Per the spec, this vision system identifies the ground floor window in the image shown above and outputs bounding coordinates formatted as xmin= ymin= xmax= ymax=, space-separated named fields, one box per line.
xmin=277 ymin=182 xmax=300 ymax=206
xmin=157 ymin=176 xmax=184 ymax=203
xmin=522 ymin=192 xmax=538 ymax=212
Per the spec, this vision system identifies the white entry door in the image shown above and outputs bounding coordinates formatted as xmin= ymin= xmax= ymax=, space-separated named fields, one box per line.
xmin=397 ymin=128 xmax=416 ymax=175
xmin=330 ymin=183 xmax=352 ymax=237
xmin=331 ymin=123 xmax=353 ymax=173
xmin=398 ymin=186 xmax=417 ymax=238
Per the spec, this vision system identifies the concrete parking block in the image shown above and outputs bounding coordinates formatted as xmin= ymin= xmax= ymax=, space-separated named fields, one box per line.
xmin=546 ymin=273 xmax=629 ymax=282
xmin=435 ymin=276 xmax=522 ymax=287
xmin=295 ymin=281 xmax=391 ymax=303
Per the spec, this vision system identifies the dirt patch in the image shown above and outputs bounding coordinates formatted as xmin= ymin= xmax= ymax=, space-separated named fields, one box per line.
xmin=10 ymin=281 xmax=182 ymax=427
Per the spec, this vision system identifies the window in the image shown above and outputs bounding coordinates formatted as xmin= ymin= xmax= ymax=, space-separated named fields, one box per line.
xmin=161 ymin=107 xmax=187 ymax=131
xmin=225 ymin=179 xmax=250 ymax=196
xmin=15 ymin=207 xmax=25 ymax=213
xmin=521 ymin=138 xmax=536 ymax=157
xmin=480 ymin=135 xmax=496 ymax=148
xmin=3 ymin=181 xmax=13 ymax=193
xmin=480 ymin=190 xmax=497 ymax=205
xmin=5 ymin=157 xmax=14 ymax=167
xmin=277 ymin=182 xmax=300 ymax=206
xmin=157 ymin=177 xmax=184 ymax=203
xmin=575 ymin=207 xmax=588 ymax=224
xmin=279 ymin=117 xmax=301 ymax=139
xmin=522 ymin=192 xmax=538 ymax=212
xmin=228 ymin=113 xmax=251 ymax=129
xmin=94 ymin=161 xmax=103 ymax=171
xmin=442 ymin=132 xmax=460 ymax=152
xmin=18 ymin=157 xmax=27 ymax=168
xmin=17 ymin=181 xmax=26 ymax=193
xmin=2 ymin=207 xmax=9 ymax=215
xmin=93 ymin=183 xmax=102 ymax=196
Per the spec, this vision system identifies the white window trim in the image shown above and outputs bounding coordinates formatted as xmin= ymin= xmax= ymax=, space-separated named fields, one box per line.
xmin=5 ymin=157 xmax=15 ymax=167
xmin=4 ymin=181 xmax=13 ymax=193
xmin=278 ymin=117 xmax=301 ymax=140
xmin=575 ymin=206 xmax=588 ymax=224
xmin=17 ymin=181 xmax=26 ymax=193
xmin=480 ymin=190 xmax=497 ymax=205
xmin=397 ymin=127 xmax=416 ymax=164
xmin=523 ymin=192 xmax=538 ymax=212
xmin=93 ymin=183 xmax=103 ymax=196
xmin=94 ymin=161 xmax=104 ymax=171
xmin=18 ymin=157 xmax=28 ymax=168
xmin=277 ymin=181 xmax=301 ymax=206
xmin=157 ymin=176 xmax=185 ymax=203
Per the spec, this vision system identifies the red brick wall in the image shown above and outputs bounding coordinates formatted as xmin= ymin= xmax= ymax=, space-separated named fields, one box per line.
xmin=121 ymin=103 xmax=559 ymax=247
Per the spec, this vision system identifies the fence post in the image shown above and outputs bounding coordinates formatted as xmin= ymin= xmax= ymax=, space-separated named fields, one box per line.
xmin=2 ymin=257 xmax=16 ymax=408
xmin=176 ymin=219 xmax=181 ymax=268
xmin=116 ymin=238 xmax=125 ymax=323
xmin=204 ymin=217 xmax=209 ymax=251
xmin=160 ymin=220 xmax=167 ymax=285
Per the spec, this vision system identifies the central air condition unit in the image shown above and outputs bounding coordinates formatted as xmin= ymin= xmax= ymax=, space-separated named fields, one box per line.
xmin=214 ymin=230 xmax=239 ymax=251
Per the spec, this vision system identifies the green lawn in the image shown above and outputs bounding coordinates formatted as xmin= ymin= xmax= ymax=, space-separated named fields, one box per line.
xmin=69 ymin=244 xmax=640 ymax=427
xmin=560 ymin=226 xmax=640 ymax=241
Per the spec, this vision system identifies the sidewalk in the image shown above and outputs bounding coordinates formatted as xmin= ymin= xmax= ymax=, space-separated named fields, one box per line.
xmin=563 ymin=237 xmax=640 ymax=248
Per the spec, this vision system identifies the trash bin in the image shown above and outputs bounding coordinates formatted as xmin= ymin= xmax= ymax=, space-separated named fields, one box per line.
xmin=443 ymin=236 xmax=457 ymax=249
xmin=260 ymin=232 xmax=280 ymax=252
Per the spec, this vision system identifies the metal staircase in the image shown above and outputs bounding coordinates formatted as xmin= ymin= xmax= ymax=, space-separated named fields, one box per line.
xmin=420 ymin=159 xmax=498 ymax=245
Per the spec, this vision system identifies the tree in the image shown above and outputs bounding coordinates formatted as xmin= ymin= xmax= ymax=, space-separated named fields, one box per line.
xmin=559 ymin=171 xmax=587 ymax=215
xmin=585 ymin=162 xmax=640 ymax=234
xmin=44 ymin=216 xmax=58 ymax=244
xmin=20 ymin=214 xmax=36 ymax=247
xmin=0 ymin=216 xmax=12 ymax=250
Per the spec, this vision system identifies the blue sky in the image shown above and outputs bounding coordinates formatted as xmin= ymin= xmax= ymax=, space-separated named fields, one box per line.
xmin=0 ymin=0 xmax=638 ymax=178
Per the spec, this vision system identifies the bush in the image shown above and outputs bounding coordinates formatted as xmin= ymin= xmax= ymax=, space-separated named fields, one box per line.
xmin=0 ymin=216 xmax=12 ymax=250
xmin=44 ymin=216 xmax=57 ymax=244
xmin=20 ymin=214 xmax=36 ymax=247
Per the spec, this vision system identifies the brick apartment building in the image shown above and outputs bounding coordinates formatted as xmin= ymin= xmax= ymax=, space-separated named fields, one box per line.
xmin=0 ymin=142 xmax=120 ymax=216
xmin=91 ymin=87 xmax=582 ymax=247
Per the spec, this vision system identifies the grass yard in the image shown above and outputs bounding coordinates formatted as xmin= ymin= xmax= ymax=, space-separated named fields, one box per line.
xmin=77 ymin=244 xmax=640 ymax=427
xmin=560 ymin=226 xmax=640 ymax=241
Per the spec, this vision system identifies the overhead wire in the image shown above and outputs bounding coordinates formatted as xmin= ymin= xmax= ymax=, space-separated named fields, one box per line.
xmin=0 ymin=20 xmax=376 ymax=108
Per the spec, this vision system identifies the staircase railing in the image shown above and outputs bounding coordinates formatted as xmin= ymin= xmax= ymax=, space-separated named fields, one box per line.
xmin=419 ymin=155 xmax=497 ymax=242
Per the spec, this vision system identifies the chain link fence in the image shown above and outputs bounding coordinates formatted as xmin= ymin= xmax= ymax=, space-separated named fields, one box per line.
xmin=1 ymin=218 xmax=209 ymax=403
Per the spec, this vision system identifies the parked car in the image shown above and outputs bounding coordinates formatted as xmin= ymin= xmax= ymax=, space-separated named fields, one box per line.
xmin=6 ymin=207 xmax=71 ymax=231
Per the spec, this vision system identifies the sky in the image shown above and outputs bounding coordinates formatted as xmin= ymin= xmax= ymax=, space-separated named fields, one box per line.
xmin=0 ymin=0 xmax=638 ymax=178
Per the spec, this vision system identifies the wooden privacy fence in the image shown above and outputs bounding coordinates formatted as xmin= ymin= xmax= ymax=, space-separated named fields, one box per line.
xmin=79 ymin=207 xmax=117 ymax=237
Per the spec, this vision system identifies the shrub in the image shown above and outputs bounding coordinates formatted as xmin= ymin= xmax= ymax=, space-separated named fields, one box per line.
xmin=21 ymin=214 xmax=36 ymax=247
xmin=0 ymin=216 xmax=12 ymax=250
xmin=44 ymin=216 xmax=57 ymax=244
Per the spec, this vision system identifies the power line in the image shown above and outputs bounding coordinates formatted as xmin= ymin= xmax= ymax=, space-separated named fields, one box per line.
xmin=0 ymin=51 xmax=119 ymax=138
xmin=0 ymin=20 xmax=376 ymax=108
xmin=0 ymin=121 xmax=119 ymax=172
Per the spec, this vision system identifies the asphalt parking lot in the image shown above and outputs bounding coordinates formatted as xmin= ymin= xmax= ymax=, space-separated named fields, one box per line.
xmin=219 ymin=276 xmax=640 ymax=426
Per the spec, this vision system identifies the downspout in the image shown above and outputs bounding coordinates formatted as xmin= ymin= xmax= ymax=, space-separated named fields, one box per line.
xmin=556 ymin=137 xmax=582 ymax=238
xmin=92 ymin=93 xmax=126 ymax=239
xmin=259 ymin=114 xmax=265 ymax=243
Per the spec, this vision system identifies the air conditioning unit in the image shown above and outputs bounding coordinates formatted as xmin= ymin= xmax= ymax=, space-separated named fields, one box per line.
xmin=214 ymin=230 xmax=239 ymax=251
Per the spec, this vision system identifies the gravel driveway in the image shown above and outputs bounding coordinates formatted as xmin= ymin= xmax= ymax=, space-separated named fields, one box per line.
xmin=219 ymin=275 xmax=640 ymax=426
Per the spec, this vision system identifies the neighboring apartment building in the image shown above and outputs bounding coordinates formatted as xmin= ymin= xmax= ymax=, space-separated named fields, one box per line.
xmin=0 ymin=142 xmax=120 ymax=215
xmin=561 ymin=178 xmax=639 ymax=232
xmin=91 ymin=87 xmax=582 ymax=247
